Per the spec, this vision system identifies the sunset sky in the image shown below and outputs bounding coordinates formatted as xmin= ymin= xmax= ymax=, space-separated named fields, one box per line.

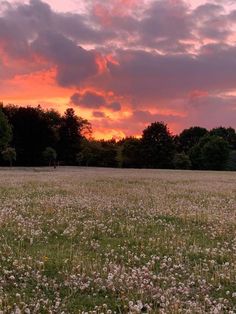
xmin=1 ymin=0 xmax=236 ymax=139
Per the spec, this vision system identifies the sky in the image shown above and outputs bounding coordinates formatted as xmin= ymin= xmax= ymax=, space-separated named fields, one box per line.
xmin=0 ymin=0 xmax=236 ymax=139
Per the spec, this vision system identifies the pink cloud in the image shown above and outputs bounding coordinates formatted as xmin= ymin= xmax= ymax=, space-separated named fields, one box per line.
xmin=0 ymin=0 xmax=236 ymax=138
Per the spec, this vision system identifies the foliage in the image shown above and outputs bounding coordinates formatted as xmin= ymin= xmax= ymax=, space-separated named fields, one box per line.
xmin=58 ymin=108 xmax=90 ymax=165
xmin=2 ymin=105 xmax=89 ymax=166
xmin=0 ymin=108 xmax=12 ymax=150
xmin=118 ymin=137 xmax=142 ymax=168
xmin=43 ymin=147 xmax=57 ymax=166
xmin=1 ymin=147 xmax=16 ymax=166
xmin=210 ymin=127 xmax=236 ymax=150
xmin=77 ymin=139 xmax=117 ymax=167
xmin=226 ymin=150 xmax=236 ymax=171
xmin=173 ymin=152 xmax=191 ymax=169
xmin=141 ymin=122 xmax=175 ymax=168
xmin=178 ymin=126 xmax=208 ymax=152
xmin=2 ymin=105 xmax=58 ymax=166
xmin=0 ymin=104 xmax=235 ymax=170
xmin=190 ymin=135 xmax=230 ymax=170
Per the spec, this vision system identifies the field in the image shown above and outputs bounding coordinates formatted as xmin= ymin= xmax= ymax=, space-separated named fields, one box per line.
xmin=0 ymin=168 xmax=235 ymax=313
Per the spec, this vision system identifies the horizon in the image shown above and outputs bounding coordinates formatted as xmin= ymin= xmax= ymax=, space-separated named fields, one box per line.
xmin=1 ymin=103 xmax=235 ymax=141
xmin=1 ymin=0 xmax=236 ymax=139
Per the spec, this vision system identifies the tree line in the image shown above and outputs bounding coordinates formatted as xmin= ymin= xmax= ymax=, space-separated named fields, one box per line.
xmin=0 ymin=104 xmax=236 ymax=170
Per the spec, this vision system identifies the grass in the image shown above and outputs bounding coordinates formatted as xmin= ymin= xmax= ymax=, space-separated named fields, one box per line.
xmin=0 ymin=167 xmax=235 ymax=313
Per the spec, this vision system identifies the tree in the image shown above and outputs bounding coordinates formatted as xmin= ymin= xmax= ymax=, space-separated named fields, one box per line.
xmin=178 ymin=127 xmax=208 ymax=152
xmin=2 ymin=147 xmax=16 ymax=167
xmin=189 ymin=144 xmax=203 ymax=170
xmin=0 ymin=109 xmax=12 ymax=150
xmin=76 ymin=139 xmax=101 ymax=166
xmin=201 ymin=136 xmax=230 ymax=170
xmin=173 ymin=153 xmax=191 ymax=170
xmin=210 ymin=127 xmax=236 ymax=150
xmin=43 ymin=147 xmax=57 ymax=167
xmin=226 ymin=150 xmax=236 ymax=171
xmin=77 ymin=139 xmax=117 ymax=167
xmin=118 ymin=137 xmax=142 ymax=168
xmin=141 ymin=122 xmax=175 ymax=168
xmin=58 ymin=108 xmax=90 ymax=165
xmin=190 ymin=135 xmax=230 ymax=170
xmin=3 ymin=105 xmax=58 ymax=166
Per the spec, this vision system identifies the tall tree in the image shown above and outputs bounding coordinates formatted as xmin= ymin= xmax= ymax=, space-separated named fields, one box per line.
xmin=0 ymin=109 xmax=12 ymax=150
xmin=2 ymin=147 xmax=16 ymax=167
xmin=118 ymin=137 xmax=142 ymax=168
xmin=3 ymin=106 xmax=56 ymax=166
xmin=226 ymin=150 xmax=236 ymax=171
xmin=77 ymin=139 xmax=117 ymax=167
xmin=178 ymin=127 xmax=208 ymax=152
xmin=210 ymin=127 xmax=236 ymax=149
xmin=190 ymin=135 xmax=230 ymax=170
xmin=201 ymin=136 xmax=230 ymax=170
xmin=141 ymin=122 xmax=175 ymax=169
xmin=43 ymin=147 xmax=57 ymax=167
xmin=58 ymin=108 xmax=90 ymax=165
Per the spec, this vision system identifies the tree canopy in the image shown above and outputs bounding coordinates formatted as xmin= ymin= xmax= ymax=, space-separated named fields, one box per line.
xmin=141 ymin=122 xmax=175 ymax=168
xmin=0 ymin=104 xmax=235 ymax=171
xmin=0 ymin=108 xmax=12 ymax=150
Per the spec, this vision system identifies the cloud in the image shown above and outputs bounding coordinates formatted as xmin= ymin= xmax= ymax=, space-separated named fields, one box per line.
xmin=0 ymin=0 xmax=103 ymax=87
xmin=95 ymin=45 xmax=236 ymax=106
xmin=32 ymin=31 xmax=99 ymax=86
xmin=187 ymin=95 xmax=236 ymax=129
xmin=1 ymin=0 xmax=236 ymax=138
xmin=193 ymin=3 xmax=230 ymax=40
xmin=93 ymin=111 xmax=106 ymax=118
xmin=70 ymin=91 xmax=122 ymax=111
xmin=109 ymin=102 xmax=121 ymax=111
xmin=71 ymin=91 xmax=106 ymax=108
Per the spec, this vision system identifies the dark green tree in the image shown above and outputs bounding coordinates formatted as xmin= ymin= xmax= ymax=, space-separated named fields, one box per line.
xmin=173 ymin=152 xmax=191 ymax=170
xmin=190 ymin=135 xmax=230 ymax=170
xmin=77 ymin=139 xmax=102 ymax=166
xmin=77 ymin=139 xmax=117 ymax=167
xmin=43 ymin=147 xmax=57 ymax=167
xmin=178 ymin=127 xmax=208 ymax=152
xmin=201 ymin=136 xmax=230 ymax=170
xmin=118 ymin=137 xmax=142 ymax=168
xmin=141 ymin=122 xmax=175 ymax=169
xmin=0 ymin=109 xmax=12 ymax=150
xmin=226 ymin=150 xmax=236 ymax=171
xmin=58 ymin=108 xmax=90 ymax=165
xmin=2 ymin=147 xmax=16 ymax=167
xmin=3 ymin=105 xmax=58 ymax=166
xmin=210 ymin=127 xmax=236 ymax=149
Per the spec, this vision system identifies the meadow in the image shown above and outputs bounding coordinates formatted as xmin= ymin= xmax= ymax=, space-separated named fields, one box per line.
xmin=0 ymin=168 xmax=235 ymax=313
